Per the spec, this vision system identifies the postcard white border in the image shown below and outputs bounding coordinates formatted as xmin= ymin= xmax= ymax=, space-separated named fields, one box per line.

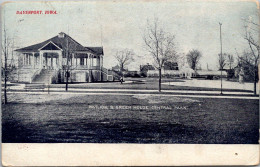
xmin=1 ymin=143 xmax=259 ymax=166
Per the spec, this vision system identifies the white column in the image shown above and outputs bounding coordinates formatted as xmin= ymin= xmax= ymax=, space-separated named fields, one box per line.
xmin=25 ymin=54 xmax=27 ymax=65
xmin=71 ymin=53 xmax=75 ymax=66
xmin=89 ymin=55 xmax=91 ymax=67
xmin=87 ymin=54 xmax=90 ymax=68
xmin=23 ymin=54 xmax=25 ymax=66
xmin=101 ymin=56 xmax=103 ymax=67
xmin=99 ymin=56 xmax=101 ymax=68
xmin=27 ymin=54 xmax=30 ymax=65
xmin=25 ymin=54 xmax=28 ymax=65
xmin=30 ymin=54 xmax=32 ymax=66
xmin=33 ymin=53 xmax=35 ymax=69
xmin=88 ymin=55 xmax=90 ymax=67
xmin=71 ymin=54 xmax=73 ymax=66
xmin=99 ymin=56 xmax=102 ymax=81
xmin=91 ymin=55 xmax=93 ymax=67
xmin=107 ymin=68 xmax=109 ymax=81
xmin=84 ymin=57 xmax=87 ymax=66
xmin=59 ymin=51 xmax=62 ymax=68
xmin=98 ymin=56 xmax=100 ymax=67
xmin=99 ymin=56 xmax=101 ymax=69
xmin=40 ymin=51 xmax=43 ymax=68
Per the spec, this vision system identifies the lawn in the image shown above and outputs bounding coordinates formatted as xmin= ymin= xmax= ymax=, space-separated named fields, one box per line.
xmin=2 ymin=93 xmax=259 ymax=143
xmin=48 ymin=77 xmax=254 ymax=92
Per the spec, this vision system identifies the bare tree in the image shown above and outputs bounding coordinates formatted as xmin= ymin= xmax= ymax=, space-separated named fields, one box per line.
xmin=143 ymin=18 xmax=177 ymax=92
xmin=237 ymin=50 xmax=259 ymax=94
xmin=1 ymin=16 xmax=11 ymax=104
xmin=241 ymin=18 xmax=260 ymax=95
xmin=63 ymin=33 xmax=78 ymax=91
xmin=218 ymin=53 xmax=227 ymax=70
xmin=64 ymin=36 xmax=71 ymax=91
xmin=186 ymin=49 xmax=202 ymax=70
xmin=114 ymin=49 xmax=134 ymax=76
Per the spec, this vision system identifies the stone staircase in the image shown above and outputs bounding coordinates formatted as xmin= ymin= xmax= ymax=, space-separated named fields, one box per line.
xmin=24 ymin=69 xmax=56 ymax=90
xmin=33 ymin=69 xmax=55 ymax=84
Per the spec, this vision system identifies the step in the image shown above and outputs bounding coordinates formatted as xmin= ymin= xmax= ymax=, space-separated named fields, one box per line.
xmin=25 ymin=83 xmax=45 ymax=89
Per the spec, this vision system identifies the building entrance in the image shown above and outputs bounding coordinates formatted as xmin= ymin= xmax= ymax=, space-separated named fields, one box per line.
xmin=43 ymin=53 xmax=59 ymax=69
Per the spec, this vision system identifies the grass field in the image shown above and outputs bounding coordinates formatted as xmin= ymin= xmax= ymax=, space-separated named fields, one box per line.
xmin=48 ymin=77 xmax=254 ymax=92
xmin=2 ymin=93 xmax=259 ymax=143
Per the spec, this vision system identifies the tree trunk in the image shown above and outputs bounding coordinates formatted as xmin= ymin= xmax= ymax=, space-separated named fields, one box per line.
xmin=65 ymin=79 xmax=68 ymax=91
xmin=4 ymin=69 xmax=7 ymax=104
xmin=65 ymin=71 xmax=68 ymax=91
xmin=254 ymin=65 xmax=257 ymax=95
xmin=254 ymin=80 xmax=256 ymax=95
xmin=159 ymin=68 xmax=161 ymax=92
xmin=4 ymin=54 xmax=8 ymax=104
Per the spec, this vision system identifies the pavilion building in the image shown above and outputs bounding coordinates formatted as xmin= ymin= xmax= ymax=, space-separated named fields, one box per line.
xmin=15 ymin=32 xmax=109 ymax=83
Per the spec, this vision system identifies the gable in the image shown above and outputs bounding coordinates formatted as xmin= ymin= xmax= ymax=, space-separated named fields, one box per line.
xmin=40 ymin=42 xmax=61 ymax=50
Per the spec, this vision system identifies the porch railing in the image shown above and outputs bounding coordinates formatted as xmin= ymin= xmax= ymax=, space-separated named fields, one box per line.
xmin=72 ymin=65 xmax=102 ymax=70
xmin=30 ymin=68 xmax=42 ymax=83
xmin=22 ymin=65 xmax=41 ymax=69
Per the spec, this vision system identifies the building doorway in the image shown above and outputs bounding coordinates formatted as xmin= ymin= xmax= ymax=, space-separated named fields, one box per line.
xmin=43 ymin=53 xmax=59 ymax=69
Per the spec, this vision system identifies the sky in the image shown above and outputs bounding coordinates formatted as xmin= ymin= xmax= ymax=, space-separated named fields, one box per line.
xmin=1 ymin=0 xmax=259 ymax=70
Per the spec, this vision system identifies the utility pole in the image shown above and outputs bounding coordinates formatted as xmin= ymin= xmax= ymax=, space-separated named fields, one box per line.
xmin=65 ymin=32 xmax=69 ymax=91
xmin=219 ymin=22 xmax=223 ymax=95
xmin=3 ymin=13 xmax=8 ymax=104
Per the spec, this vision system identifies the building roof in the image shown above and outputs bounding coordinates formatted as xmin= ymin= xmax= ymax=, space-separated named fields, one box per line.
xmin=85 ymin=47 xmax=104 ymax=55
xmin=141 ymin=61 xmax=178 ymax=71
xmin=112 ymin=65 xmax=120 ymax=70
xmin=112 ymin=65 xmax=128 ymax=71
xmin=15 ymin=32 xmax=103 ymax=55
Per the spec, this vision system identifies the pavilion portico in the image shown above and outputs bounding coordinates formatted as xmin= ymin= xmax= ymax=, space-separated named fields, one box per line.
xmin=19 ymin=45 xmax=103 ymax=70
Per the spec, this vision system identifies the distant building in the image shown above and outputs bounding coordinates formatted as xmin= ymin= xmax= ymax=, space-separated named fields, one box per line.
xmin=112 ymin=65 xmax=127 ymax=72
xmin=195 ymin=70 xmax=228 ymax=79
xmin=112 ymin=65 xmax=120 ymax=72
xmin=179 ymin=65 xmax=195 ymax=79
xmin=140 ymin=63 xmax=155 ymax=77
xmin=145 ymin=61 xmax=180 ymax=77
xmin=124 ymin=70 xmax=139 ymax=77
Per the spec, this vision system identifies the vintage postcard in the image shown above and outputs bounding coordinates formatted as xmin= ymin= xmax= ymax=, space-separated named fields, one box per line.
xmin=1 ymin=0 xmax=259 ymax=166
